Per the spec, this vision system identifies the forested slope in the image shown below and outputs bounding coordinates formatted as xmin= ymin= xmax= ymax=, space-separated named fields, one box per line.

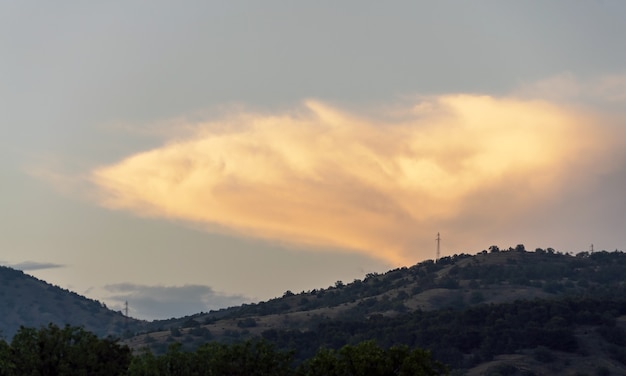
xmin=0 ymin=265 xmax=143 ymax=338
xmin=127 ymin=248 xmax=626 ymax=375
xmin=5 ymin=247 xmax=626 ymax=374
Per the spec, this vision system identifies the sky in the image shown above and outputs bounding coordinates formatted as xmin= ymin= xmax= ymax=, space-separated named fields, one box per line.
xmin=2 ymin=1 xmax=626 ymax=320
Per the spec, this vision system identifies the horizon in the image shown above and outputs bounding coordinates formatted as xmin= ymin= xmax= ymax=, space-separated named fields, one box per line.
xmin=4 ymin=243 xmax=619 ymax=321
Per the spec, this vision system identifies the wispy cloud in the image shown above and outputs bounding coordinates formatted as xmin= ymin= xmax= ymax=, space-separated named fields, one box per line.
xmin=90 ymin=88 xmax=621 ymax=265
xmin=517 ymin=72 xmax=626 ymax=105
xmin=105 ymin=283 xmax=251 ymax=320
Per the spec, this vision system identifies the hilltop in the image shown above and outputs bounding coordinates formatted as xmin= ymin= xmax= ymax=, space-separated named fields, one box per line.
xmin=0 ymin=265 xmax=143 ymax=339
xmin=125 ymin=247 xmax=626 ymax=375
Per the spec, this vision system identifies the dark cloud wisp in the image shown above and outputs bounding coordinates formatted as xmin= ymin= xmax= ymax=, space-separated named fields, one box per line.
xmin=4 ymin=261 xmax=65 ymax=271
xmin=104 ymin=283 xmax=252 ymax=320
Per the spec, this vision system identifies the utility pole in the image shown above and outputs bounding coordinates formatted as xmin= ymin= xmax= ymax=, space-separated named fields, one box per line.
xmin=124 ymin=301 xmax=129 ymax=331
xmin=436 ymin=232 xmax=441 ymax=262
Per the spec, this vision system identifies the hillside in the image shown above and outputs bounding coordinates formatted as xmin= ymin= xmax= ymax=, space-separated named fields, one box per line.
xmin=4 ymin=248 xmax=626 ymax=374
xmin=0 ymin=265 xmax=144 ymax=339
xmin=125 ymin=247 xmax=626 ymax=375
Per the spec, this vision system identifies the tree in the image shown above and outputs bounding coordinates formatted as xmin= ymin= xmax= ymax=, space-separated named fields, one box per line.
xmin=0 ymin=339 xmax=14 ymax=376
xmin=489 ymin=245 xmax=500 ymax=253
xmin=9 ymin=324 xmax=131 ymax=376
xmin=388 ymin=345 xmax=449 ymax=376
xmin=126 ymin=348 xmax=160 ymax=376
xmin=298 ymin=341 xmax=448 ymax=376
xmin=129 ymin=339 xmax=295 ymax=376
xmin=339 ymin=341 xmax=387 ymax=375
xmin=204 ymin=339 xmax=294 ymax=376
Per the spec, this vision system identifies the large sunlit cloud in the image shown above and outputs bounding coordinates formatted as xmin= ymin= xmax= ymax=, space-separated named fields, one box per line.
xmin=91 ymin=94 xmax=616 ymax=265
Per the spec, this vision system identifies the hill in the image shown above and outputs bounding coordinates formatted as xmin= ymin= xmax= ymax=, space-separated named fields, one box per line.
xmin=125 ymin=247 xmax=626 ymax=375
xmin=0 ymin=265 xmax=144 ymax=339
xmin=4 ymin=247 xmax=626 ymax=374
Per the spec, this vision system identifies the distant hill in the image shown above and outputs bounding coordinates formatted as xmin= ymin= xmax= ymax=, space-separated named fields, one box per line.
xmin=4 ymin=247 xmax=626 ymax=374
xmin=0 ymin=265 xmax=143 ymax=339
xmin=124 ymin=247 xmax=626 ymax=375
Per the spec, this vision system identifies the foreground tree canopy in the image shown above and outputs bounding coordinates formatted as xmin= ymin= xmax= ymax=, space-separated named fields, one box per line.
xmin=128 ymin=340 xmax=447 ymax=376
xmin=1 ymin=323 xmax=132 ymax=375
xmin=0 ymin=324 xmax=447 ymax=376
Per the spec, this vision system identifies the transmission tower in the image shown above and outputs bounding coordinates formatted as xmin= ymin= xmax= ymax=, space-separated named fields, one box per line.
xmin=124 ymin=301 xmax=129 ymax=331
xmin=436 ymin=232 xmax=441 ymax=262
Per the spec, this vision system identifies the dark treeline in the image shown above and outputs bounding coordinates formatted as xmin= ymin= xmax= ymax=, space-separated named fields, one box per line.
xmin=0 ymin=324 xmax=132 ymax=375
xmin=222 ymin=250 xmax=626 ymax=321
xmin=3 ymin=297 xmax=626 ymax=374
xmin=0 ymin=324 xmax=447 ymax=376
xmin=261 ymin=297 xmax=626 ymax=369
xmin=129 ymin=340 xmax=447 ymax=376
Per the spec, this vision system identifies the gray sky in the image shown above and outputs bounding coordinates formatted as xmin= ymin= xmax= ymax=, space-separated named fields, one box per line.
xmin=2 ymin=1 xmax=626 ymax=320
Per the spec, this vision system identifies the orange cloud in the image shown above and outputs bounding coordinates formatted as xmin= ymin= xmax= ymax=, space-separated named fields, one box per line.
xmin=91 ymin=95 xmax=607 ymax=265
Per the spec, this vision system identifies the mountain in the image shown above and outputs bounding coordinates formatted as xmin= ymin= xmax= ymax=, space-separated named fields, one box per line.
xmin=0 ymin=265 xmax=143 ymax=339
xmin=4 ymin=247 xmax=626 ymax=375
xmin=124 ymin=247 xmax=626 ymax=375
